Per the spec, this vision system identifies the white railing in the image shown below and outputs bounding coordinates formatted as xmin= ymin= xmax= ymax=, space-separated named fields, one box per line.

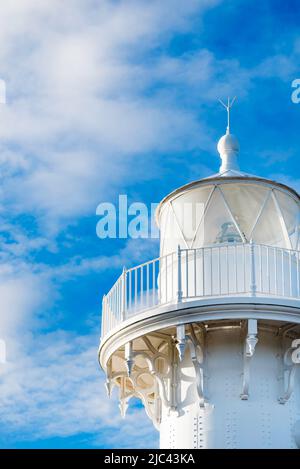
xmin=101 ymin=243 xmax=300 ymax=338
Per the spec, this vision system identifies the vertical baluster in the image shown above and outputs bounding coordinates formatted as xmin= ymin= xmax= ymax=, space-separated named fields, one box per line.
xmin=115 ymin=284 xmax=118 ymax=325
xmin=116 ymin=281 xmax=119 ymax=321
xmin=111 ymin=292 xmax=113 ymax=330
xmin=122 ymin=268 xmax=127 ymax=321
xmin=116 ymin=281 xmax=119 ymax=320
xmin=250 ymin=241 xmax=256 ymax=296
xmin=281 ymin=249 xmax=284 ymax=296
xmin=120 ymin=278 xmax=122 ymax=319
xmin=129 ymin=269 xmax=132 ymax=312
xmin=102 ymin=295 xmax=106 ymax=337
xmin=112 ymin=289 xmax=114 ymax=328
xmin=202 ymin=247 xmax=205 ymax=296
xmin=243 ymin=244 xmax=246 ymax=293
xmin=119 ymin=280 xmax=121 ymax=322
xmin=135 ymin=268 xmax=137 ymax=312
xmin=115 ymin=285 xmax=117 ymax=324
xmin=146 ymin=262 xmax=150 ymax=308
xmin=235 ymin=245 xmax=238 ymax=293
xmin=210 ymin=247 xmax=213 ymax=296
xmin=111 ymin=288 xmax=113 ymax=316
xmin=177 ymin=245 xmax=183 ymax=302
xmin=172 ymin=253 xmax=174 ymax=301
xmin=118 ymin=282 xmax=120 ymax=324
xmin=289 ymin=251 xmax=292 ymax=297
xmin=194 ymin=249 xmax=197 ymax=297
xmin=140 ymin=265 xmax=143 ymax=309
xmin=112 ymin=290 xmax=114 ymax=329
xmin=117 ymin=280 xmax=119 ymax=321
xmin=112 ymin=288 xmax=114 ymax=316
xmin=153 ymin=260 xmax=156 ymax=306
xmin=158 ymin=257 xmax=162 ymax=303
xmin=186 ymin=250 xmax=189 ymax=298
xmin=120 ymin=277 xmax=123 ymax=318
xmin=218 ymin=246 xmax=221 ymax=295
xmin=107 ymin=295 xmax=109 ymax=334
xmin=267 ymin=246 xmax=270 ymax=294
xmin=116 ymin=283 xmax=118 ymax=321
xmin=161 ymin=255 xmax=168 ymax=303
xmin=107 ymin=296 xmax=109 ymax=334
xmin=259 ymin=244 xmax=262 ymax=293
xmin=226 ymin=245 xmax=229 ymax=294
xmin=111 ymin=286 xmax=113 ymax=322
xmin=297 ymin=252 xmax=300 ymax=298
xmin=274 ymin=247 xmax=277 ymax=296
xmin=101 ymin=295 xmax=106 ymax=337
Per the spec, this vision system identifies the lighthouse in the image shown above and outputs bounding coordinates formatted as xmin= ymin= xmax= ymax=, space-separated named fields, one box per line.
xmin=99 ymin=101 xmax=300 ymax=449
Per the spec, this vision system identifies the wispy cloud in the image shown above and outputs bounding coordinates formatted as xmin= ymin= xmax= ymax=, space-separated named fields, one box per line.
xmin=0 ymin=330 xmax=157 ymax=448
xmin=0 ymin=0 xmax=299 ymax=450
xmin=0 ymin=0 xmax=221 ymax=230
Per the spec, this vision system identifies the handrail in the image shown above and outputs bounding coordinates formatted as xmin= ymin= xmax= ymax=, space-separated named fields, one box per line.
xmin=101 ymin=243 xmax=300 ymax=338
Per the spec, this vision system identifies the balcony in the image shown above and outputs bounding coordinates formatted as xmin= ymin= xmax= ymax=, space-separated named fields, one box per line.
xmin=101 ymin=243 xmax=300 ymax=339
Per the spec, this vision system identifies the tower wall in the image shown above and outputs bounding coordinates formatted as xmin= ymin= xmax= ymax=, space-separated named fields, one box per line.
xmin=159 ymin=327 xmax=300 ymax=449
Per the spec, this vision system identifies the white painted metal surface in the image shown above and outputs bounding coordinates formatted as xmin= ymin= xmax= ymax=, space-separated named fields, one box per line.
xmin=159 ymin=326 xmax=300 ymax=449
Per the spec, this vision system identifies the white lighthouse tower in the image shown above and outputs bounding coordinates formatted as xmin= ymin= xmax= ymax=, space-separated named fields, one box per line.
xmin=99 ymin=101 xmax=300 ymax=449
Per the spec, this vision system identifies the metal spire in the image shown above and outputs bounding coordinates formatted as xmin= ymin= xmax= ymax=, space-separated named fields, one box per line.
xmin=217 ymin=96 xmax=240 ymax=173
xmin=219 ymin=96 xmax=236 ymax=134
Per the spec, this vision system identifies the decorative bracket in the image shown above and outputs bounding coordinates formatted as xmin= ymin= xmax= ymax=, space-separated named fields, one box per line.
xmin=241 ymin=319 xmax=258 ymax=400
xmin=119 ymin=376 xmax=130 ymax=418
xmin=176 ymin=324 xmax=205 ymax=408
xmin=125 ymin=341 xmax=134 ymax=376
xmin=105 ymin=358 xmax=113 ymax=398
xmin=112 ymin=338 xmax=173 ymax=425
xmin=176 ymin=324 xmax=186 ymax=362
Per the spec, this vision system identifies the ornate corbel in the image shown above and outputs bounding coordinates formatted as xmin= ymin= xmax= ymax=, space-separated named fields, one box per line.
xmin=177 ymin=324 xmax=205 ymax=408
xmin=111 ymin=337 xmax=173 ymax=424
xmin=125 ymin=341 xmax=134 ymax=376
xmin=240 ymin=319 xmax=258 ymax=400
xmin=175 ymin=324 xmax=186 ymax=362
xmin=105 ymin=358 xmax=113 ymax=398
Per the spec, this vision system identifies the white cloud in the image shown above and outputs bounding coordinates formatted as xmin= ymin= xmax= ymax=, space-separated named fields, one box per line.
xmin=0 ymin=233 xmax=160 ymax=447
xmin=0 ymin=0 xmax=221 ymax=228
xmin=0 ymin=330 xmax=157 ymax=448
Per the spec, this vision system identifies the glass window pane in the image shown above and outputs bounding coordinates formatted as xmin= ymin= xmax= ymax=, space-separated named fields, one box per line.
xmin=274 ymin=190 xmax=300 ymax=250
xmin=160 ymin=204 xmax=185 ymax=255
xmin=251 ymin=194 xmax=286 ymax=247
xmin=171 ymin=186 xmax=212 ymax=246
xmin=221 ymin=183 xmax=269 ymax=241
xmin=196 ymin=187 xmax=242 ymax=246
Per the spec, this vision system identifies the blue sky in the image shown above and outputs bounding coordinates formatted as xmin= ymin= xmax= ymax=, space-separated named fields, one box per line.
xmin=0 ymin=0 xmax=299 ymax=449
